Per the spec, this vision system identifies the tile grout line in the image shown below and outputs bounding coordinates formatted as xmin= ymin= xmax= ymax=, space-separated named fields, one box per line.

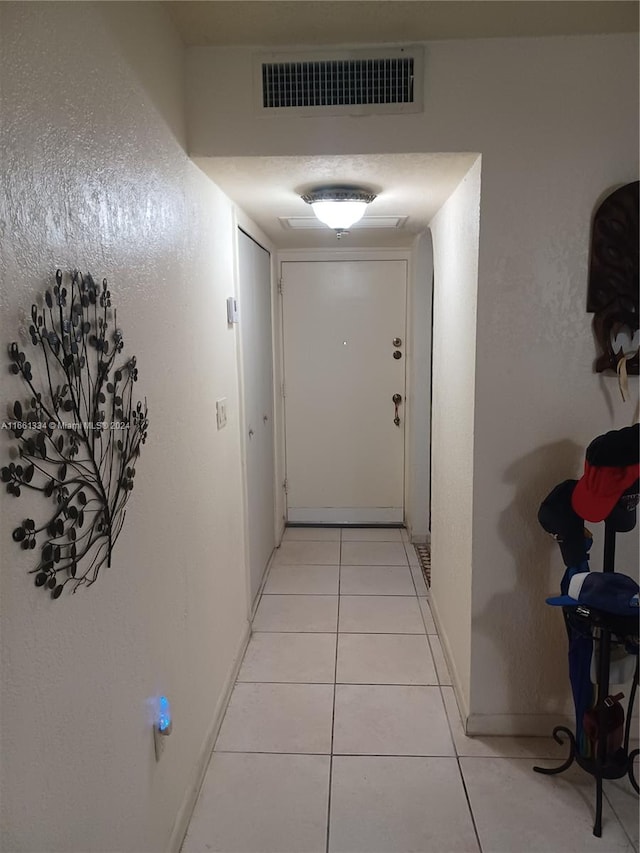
xmin=263 ymin=592 xmax=417 ymax=597
xmin=416 ymin=578 xmax=484 ymax=853
xmin=425 ymin=632 xmax=451 ymax=686
xmin=600 ymin=785 xmax=638 ymax=850
xmin=456 ymin=755 xmax=484 ymax=853
xmin=324 ymin=529 xmax=343 ymax=853
xmin=426 ymin=583 xmax=483 ymax=853
xmin=253 ymin=629 xmax=428 ymax=634
xmin=213 ymin=749 xmax=467 ymax=757
xmin=236 ymin=680 xmax=443 ymax=687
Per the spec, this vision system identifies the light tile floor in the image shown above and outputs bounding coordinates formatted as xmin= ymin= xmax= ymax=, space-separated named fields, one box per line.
xmin=183 ymin=527 xmax=639 ymax=853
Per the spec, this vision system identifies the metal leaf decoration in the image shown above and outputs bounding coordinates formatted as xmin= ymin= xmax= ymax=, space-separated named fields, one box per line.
xmin=3 ymin=270 xmax=148 ymax=598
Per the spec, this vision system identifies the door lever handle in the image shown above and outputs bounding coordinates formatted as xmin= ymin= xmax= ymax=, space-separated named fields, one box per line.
xmin=392 ymin=394 xmax=402 ymax=426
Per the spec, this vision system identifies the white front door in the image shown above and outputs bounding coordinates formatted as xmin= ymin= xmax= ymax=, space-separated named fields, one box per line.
xmin=281 ymin=259 xmax=407 ymax=524
xmin=238 ymin=229 xmax=275 ymax=605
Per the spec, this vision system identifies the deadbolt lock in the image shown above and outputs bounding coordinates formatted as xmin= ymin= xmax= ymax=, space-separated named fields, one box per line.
xmin=393 ymin=337 xmax=402 ymax=347
xmin=393 ymin=350 xmax=402 ymax=359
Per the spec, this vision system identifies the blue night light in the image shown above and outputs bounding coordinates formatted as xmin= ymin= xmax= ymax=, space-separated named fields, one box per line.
xmin=158 ymin=696 xmax=172 ymax=733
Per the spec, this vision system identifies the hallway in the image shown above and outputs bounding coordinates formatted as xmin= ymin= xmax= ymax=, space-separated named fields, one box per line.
xmin=181 ymin=528 xmax=638 ymax=853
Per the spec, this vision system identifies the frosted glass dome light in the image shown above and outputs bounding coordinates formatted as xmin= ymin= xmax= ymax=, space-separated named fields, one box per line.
xmin=302 ymin=187 xmax=377 ymax=231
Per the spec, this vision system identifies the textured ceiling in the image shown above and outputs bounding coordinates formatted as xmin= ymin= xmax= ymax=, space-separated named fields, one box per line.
xmin=168 ymin=1 xmax=638 ymax=47
xmin=195 ymin=153 xmax=479 ymax=248
xmin=177 ymin=1 xmax=636 ymax=248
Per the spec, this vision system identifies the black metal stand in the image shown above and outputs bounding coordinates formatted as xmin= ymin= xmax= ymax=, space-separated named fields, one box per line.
xmin=534 ymin=521 xmax=639 ymax=837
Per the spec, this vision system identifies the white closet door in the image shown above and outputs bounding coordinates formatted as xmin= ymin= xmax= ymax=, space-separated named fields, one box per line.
xmin=238 ymin=229 xmax=275 ymax=604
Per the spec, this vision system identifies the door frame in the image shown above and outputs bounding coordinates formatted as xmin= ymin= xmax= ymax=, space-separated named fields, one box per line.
xmin=233 ymin=209 xmax=284 ymax=617
xmin=277 ymin=246 xmax=430 ymax=538
xmin=281 ymin=256 xmax=408 ymax=524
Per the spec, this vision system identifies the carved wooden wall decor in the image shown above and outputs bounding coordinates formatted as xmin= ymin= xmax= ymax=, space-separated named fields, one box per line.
xmin=3 ymin=270 xmax=148 ymax=598
xmin=588 ymin=180 xmax=639 ymax=376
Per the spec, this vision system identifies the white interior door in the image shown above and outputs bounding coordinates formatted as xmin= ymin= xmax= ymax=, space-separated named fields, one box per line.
xmin=238 ymin=229 xmax=275 ymax=604
xmin=282 ymin=259 xmax=407 ymax=524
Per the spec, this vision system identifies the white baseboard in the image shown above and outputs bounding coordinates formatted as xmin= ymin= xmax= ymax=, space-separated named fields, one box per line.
xmin=250 ymin=546 xmax=279 ymax=620
xmin=427 ymin=589 xmax=470 ymax=722
xmin=426 ymin=583 xmax=635 ymax=739
xmin=168 ymin=621 xmax=252 ymax=853
xmin=465 ymin=713 xmax=574 ymax=737
xmin=429 ymin=589 xmax=580 ymax=738
xmin=287 ymin=507 xmax=403 ymax=524
xmin=403 ymin=521 xmax=430 ymax=544
xmin=409 ymin=532 xmax=430 ymax=544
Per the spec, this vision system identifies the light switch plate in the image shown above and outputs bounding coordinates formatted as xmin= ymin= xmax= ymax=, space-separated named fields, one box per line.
xmin=226 ymin=297 xmax=239 ymax=324
xmin=216 ymin=398 xmax=228 ymax=430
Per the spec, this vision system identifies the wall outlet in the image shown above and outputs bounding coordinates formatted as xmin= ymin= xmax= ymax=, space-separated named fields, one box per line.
xmin=216 ymin=397 xmax=228 ymax=430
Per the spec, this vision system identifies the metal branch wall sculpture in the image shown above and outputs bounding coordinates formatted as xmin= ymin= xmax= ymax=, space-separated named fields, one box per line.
xmin=2 ymin=270 xmax=148 ymax=598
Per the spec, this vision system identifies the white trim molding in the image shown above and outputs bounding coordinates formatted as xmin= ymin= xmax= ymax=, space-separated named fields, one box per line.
xmin=169 ymin=621 xmax=251 ymax=853
xmin=288 ymin=507 xmax=403 ymax=524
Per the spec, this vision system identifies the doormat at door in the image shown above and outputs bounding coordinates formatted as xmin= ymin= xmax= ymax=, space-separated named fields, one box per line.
xmin=414 ymin=544 xmax=431 ymax=588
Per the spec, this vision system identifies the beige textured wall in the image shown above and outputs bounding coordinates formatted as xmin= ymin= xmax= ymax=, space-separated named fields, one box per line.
xmin=0 ymin=3 xmax=249 ymax=850
xmin=429 ymin=159 xmax=481 ymax=716
xmin=188 ymin=33 xmax=639 ymax=732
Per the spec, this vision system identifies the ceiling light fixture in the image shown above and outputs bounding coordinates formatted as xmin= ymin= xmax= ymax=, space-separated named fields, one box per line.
xmin=301 ymin=186 xmax=377 ymax=231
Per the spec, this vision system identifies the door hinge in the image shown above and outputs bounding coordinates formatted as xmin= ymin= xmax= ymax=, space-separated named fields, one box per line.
xmin=278 ymin=278 xmax=283 ymax=295
xmin=283 ymin=478 xmax=288 ymax=494
xmin=281 ymin=382 xmax=286 ymax=398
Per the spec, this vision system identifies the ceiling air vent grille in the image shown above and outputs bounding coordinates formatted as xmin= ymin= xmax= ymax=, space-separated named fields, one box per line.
xmin=259 ymin=51 xmax=421 ymax=114
xmin=254 ymin=45 xmax=424 ymax=116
